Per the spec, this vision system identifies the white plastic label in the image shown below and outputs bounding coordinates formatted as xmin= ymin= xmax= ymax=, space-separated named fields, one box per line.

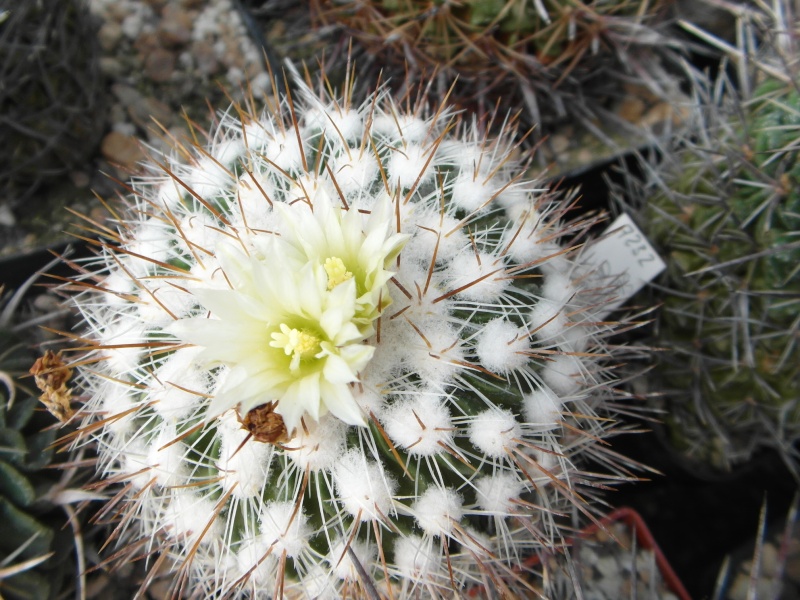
xmin=582 ymin=213 xmax=665 ymax=317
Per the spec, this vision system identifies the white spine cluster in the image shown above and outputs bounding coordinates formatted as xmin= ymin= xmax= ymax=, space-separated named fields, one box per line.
xmin=69 ymin=67 xmax=633 ymax=598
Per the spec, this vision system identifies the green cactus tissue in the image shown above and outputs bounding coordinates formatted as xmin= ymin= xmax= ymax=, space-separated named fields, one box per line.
xmin=617 ymin=12 xmax=800 ymax=471
xmin=66 ymin=67 xmax=638 ymax=597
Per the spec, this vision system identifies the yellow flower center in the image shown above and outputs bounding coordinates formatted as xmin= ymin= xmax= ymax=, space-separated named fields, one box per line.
xmin=324 ymin=256 xmax=353 ymax=290
xmin=270 ymin=324 xmax=321 ymax=370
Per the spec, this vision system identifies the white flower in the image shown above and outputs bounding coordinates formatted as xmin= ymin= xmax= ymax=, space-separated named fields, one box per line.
xmin=170 ymin=193 xmax=406 ymax=433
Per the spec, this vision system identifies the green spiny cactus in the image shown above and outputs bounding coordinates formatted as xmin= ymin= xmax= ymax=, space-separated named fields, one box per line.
xmin=619 ymin=2 xmax=800 ymax=472
xmin=0 ymin=284 xmax=76 ymax=600
xmin=63 ymin=63 xmax=644 ymax=598
xmin=313 ymin=0 xmax=679 ymax=126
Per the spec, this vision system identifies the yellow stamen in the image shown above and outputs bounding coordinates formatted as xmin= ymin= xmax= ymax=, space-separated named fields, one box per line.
xmin=324 ymin=256 xmax=353 ymax=290
xmin=270 ymin=324 xmax=321 ymax=370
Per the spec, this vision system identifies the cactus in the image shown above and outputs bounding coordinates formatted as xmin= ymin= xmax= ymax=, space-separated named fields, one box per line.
xmin=65 ymin=64 xmax=642 ymax=598
xmin=0 ymin=0 xmax=106 ymax=206
xmin=616 ymin=2 xmax=800 ymax=472
xmin=0 ymin=283 xmax=77 ymax=600
xmin=312 ymin=0 xmax=679 ymax=127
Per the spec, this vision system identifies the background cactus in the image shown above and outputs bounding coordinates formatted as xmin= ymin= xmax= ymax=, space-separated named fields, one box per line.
xmin=613 ymin=1 xmax=800 ymax=472
xmin=312 ymin=0 xmax=681 ymax=130
xmin=0 ymin=0 xmax=106 ymax=209
xmin=65 ymin=64 xmax=644 ymax=598
xmin=0 ymin=282 xmax=78 ymax=600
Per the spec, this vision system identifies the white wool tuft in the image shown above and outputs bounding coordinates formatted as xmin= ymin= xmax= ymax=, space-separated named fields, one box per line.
xmin=177 ymin=212 xmax=226 ymax=254
xmin=152 ymin=347 xmax=205 ymax=420
xmin=388 ymin=144 xmax=433 ymax=188
xmin=475 ymin=317 xmax=529 ymax=374
xmin=331 ymin=150 xmax=379 ymax=196
xmin=500 ymin=214 xmax=565 ymax=268
xmin=102 ymin=270 xmax=135 ymax=307
xmin=411 ymin=487 xmax=463 ymax=537
xmin=446 ymin=252 xmax=509 ymax=302
xmin=327 ymin=109 xmax=364 ymax=142
xmin=287 ymin=173 xmax=334 ymax=205
xmin=351 ymin=382 xmax=385 ymax=416
xmin=522 ymin=387 xmax=563 ymax=429
xmin=402 ymin=319 xmax=466 ymax=385
xmin=395 ymin=115 xmax=430 ymax=143
xmin=558 ymin=324 xmax=590 ymax=353
xmin=328 ymin=539 xmax=373 ymax=581
xmin=217 ymin=411 xmax=273 ymax=498
xmin=242 ymin=119 xmax=272 ymax=149
xmin=408 ymin=210 xmax=469 ymax=264
xmin=286 ymin=415 xmax=346 ymax=472
xmin=98 ymin=380 xmax=138 ymax=435
xmin=126 ymin=218 xmax=173 ymax=269
xmin=155 ymin=179 xmax=184 ymax=211
xmin=166 ymin=489 xmax=223 ymax=545
xmin=99 ymin=321 xmax=146 ymax=376
xmin=474 ymin=473 xmax=524 ymax=513
xmin=259 ymin=501 xmax=311 ymax=558
xmin=497 ymin=185 xmax=535 ymax=217
xmin=438 ymin=140 xmax=484 ymax=172
xmin=265 ymin=128 xmax=305 ymax=171
xmin=147 ymin=424 xmax=188 ymax=487
xmin=450 ymin=171 xmax=496 ymax=214
xmin=136 ymin=284 xmax=194 ymax=326
xmin=235 ymin=536 xmax=276 ymax=586
xmin=236 ymin=170 xmax=275 ymax=215
xmin=382 ymin=395 xmax=453 ymax=456
xmin=373 ymin=114 xmax=429 ymax=143
xmin=303 ymin=106 xmax=363 ymax=141
xmin=468 ymin=408 xmax=521 ymax=458
xmin=332 ymin=450 xmax=397 ymax=522
xmin=185 ymin=155 xmax=232 ymax=200
xmin=541 ymin=272 xmax=575 ymax=303
xmin=212 ymin=138 xmax=244 ymax=166
xmin=394 ymin=535 xmax=442 ymax=580
xmin=529 ymin=298 xmax=569 ymax=340
xmin=542 ymin=354 xmax=583 ymax=396
xmin=118 ymin=441 xmax=152 ymax=490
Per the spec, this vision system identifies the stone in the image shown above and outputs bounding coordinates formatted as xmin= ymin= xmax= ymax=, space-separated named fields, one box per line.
xmin=99 ymin=57 xmax=124 ymax=77
xmin=158 ymin=5 xmax=193 ymax=48
xmin=98 ymin=21 xmax=123 ymax=51
xmin=549 ymin=134 xmax=570 ymax=155
xmin=144 ymin=47 xmax=176 ymax=82
xmin=69 ymin=171 xmax=91 ymax=188
xmin=134 ymin=31 xmax=161 ymax=55
xmin=619 ymin=96 xmax=647 ymax=124
xmin=127 ymin=96 xmax=173 ymax=130
xmin=191 ymin=40 xmax=219 ymax=76
xmin=112 ymin=83 xmax=143 ymax=107
xmin=101 ymin=131 xmax=144 ymax=171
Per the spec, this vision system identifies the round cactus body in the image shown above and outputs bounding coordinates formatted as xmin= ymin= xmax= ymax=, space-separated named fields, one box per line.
xmin=318 ymin=0 xmax=654 ymax=70
xmin=314 ymin=0 xmax=671 ymax=116
xmin=68 ymin=67 xmax=635 ymax=597
xmin=633 ymin=73 xmax=800 ymax=469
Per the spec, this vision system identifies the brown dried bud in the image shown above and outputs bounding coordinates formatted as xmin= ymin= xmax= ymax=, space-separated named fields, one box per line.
xmin=239 ymin=401 xmax=290 ymax=445
xmin=30 ymin=350 xmax=74 ymax=423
